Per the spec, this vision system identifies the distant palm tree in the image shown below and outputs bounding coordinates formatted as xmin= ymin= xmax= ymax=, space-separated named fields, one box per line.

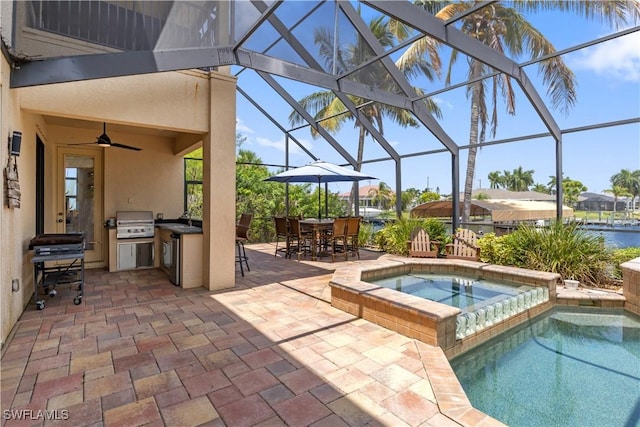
xmin=413 ymin=1 xmax=640 ymax=223
xmin=510 ymin=166 xmax=535 ymax=192
xmin=532 ymin=183 xmax=550 ymax=194
xmin=611 ymin=169 xmax=640 ymax=211
xmin=368 ymin=182 xmax=394 ymax=210
xmin=502 ymin=170 xmax=514 ymax=190
xmin=289 ymin=14 xmax=441 ymax=214
xmin=487 ymin=171 xmax=503 ymax=189
xmin=547 ymin=175 xmax=560 ymax=196
xmin=603 ymin=184 xmax=631 ymax=212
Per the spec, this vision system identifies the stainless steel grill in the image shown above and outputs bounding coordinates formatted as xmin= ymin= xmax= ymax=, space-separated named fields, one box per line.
xmin=116 ymin=211 xmax=155 ymax=239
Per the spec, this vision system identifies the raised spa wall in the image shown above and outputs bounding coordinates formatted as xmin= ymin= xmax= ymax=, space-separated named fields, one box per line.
xmin=621 ymin=256 xmax=640 ymax=316
xmin=329 ymin=257 xmax=559 ymax=359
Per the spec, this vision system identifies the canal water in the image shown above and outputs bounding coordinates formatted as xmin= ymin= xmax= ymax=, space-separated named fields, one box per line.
xmin=582 ymin=225 xmax=640 ymax=249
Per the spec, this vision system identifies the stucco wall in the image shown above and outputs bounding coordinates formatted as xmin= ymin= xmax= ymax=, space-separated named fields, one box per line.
xmin=44 ymin=125 xmax=186 ymax=221
xmin=20 ymin=71 xmax=211 ymax=134
xmin=0 ymin=54 xmax=39 ymax=348
xmin=1 ymin=65 xmax=237 ymax=348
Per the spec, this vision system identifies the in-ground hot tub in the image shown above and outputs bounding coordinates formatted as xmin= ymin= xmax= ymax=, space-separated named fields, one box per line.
xmin=329 ymin=257 xmax=560 ymax=357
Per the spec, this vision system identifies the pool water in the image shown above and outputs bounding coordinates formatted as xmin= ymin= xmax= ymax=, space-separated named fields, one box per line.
xmin=371 ymin=274 xmax=535 ymax=312
xmin=450 ymin=307 xmax=640 ymax=427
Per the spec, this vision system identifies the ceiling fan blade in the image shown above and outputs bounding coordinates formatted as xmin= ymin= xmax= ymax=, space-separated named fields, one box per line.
xmin=110 ymin=142 xmax=142 ymax=151
xmin=64 ymin=123 xmax=141 ymax=150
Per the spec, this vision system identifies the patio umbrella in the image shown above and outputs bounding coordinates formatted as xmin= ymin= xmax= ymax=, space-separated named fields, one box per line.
xmin=265 ymin=160 xmax=376 ymax=219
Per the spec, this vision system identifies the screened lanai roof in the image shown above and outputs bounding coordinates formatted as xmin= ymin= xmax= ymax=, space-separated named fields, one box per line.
xmin=3 ymin=1 xmax=639 ymax=230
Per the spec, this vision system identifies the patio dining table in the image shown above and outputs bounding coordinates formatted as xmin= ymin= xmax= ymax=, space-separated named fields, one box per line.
xmin=300 ymin=219 xmax=334 ymax=261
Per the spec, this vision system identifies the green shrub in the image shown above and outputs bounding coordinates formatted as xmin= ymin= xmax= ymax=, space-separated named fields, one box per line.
xmin=478 ymin=233 xmax=519 ymax=266
xmin=376 ymin=217 xmax=448 ymax=256
xmin=478 ymin=222 xmax=611 ymax=285
xmin=611 ymin=247 xmax=640 ymax=279
xmin=359 ymin=222 xmax=376 ymax=248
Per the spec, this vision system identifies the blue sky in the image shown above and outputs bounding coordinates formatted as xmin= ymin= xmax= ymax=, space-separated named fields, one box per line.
xmin=233 ymin=4 xmax=640 ymax=197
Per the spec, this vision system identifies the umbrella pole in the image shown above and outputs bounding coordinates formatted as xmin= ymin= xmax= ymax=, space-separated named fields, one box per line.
xmin=318 ymin=180 xmax=321 ymax=220
xmin=325 ymin=182 xmax=328 ymax=219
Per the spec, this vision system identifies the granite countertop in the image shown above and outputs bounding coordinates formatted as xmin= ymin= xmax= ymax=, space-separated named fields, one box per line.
xmin=155 ymin=222 xmax=203 ymax=235
xmin=104 ymin=218 xmax=203 ymax=234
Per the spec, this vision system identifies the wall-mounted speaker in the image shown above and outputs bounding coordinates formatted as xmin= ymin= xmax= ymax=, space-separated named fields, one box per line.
xmin=10 ymin=131 xmax=22 ymax=156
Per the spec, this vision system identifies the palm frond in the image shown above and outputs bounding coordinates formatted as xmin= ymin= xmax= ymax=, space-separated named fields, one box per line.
xmin=513 ymin=0 xmax=640 ymax=29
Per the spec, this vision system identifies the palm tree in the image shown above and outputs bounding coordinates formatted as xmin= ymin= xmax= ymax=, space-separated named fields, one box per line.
xmin=487 ymin=171 xmax=503 ymax=189
xmin=510 ymin=166 xmax=535 ymax=192
xmin=413 ymin=1 xmax=640 ymax=223
xmin=532 ymin=183 xmax=550 ymax=194
xmin=603 ymin=184 xmax=631 ymax=213
xmin=289 ymin=14 xmax=442 ymax=214
xmin=547 ymin=175 xmax=560 ymax=196
xmin=502 ymin=170 xmax=514 ymax=191
xmin=368 ymin=182 xmax=394 ymax=210
xmin=611 ymin=169 xmax=640 ymax=211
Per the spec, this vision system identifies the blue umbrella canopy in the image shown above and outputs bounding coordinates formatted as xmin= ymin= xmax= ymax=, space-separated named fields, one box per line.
xmin=265 ymin=160 xmax=376 ymax=219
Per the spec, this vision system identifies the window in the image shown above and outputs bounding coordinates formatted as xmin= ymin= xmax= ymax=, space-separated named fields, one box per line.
xmin=184 ymin=148 xmax=203 ymax=219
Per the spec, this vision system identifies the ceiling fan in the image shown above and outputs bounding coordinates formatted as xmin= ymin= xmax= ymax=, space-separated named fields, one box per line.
xmin=70 ymin=122 xmax=141 ymax=151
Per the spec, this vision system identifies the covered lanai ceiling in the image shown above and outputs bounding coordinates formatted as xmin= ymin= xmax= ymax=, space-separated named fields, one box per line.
xmin=4 ymin=1 xmax=640 ymax=230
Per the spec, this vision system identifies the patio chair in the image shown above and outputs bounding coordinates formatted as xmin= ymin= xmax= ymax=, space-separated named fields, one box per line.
xmin=345 ymin=216 xmax=361 ymax=259
xmin=408 ymin=228 xmax=439 ymax=258
xmin=445 ymin=228 xmax=481 ymax=261
xmin=273 ymin=216 xmax=290 ymax=258
xmin=236 ymin=213 xmax=253 ymax=276
xmin=288 ymin=217 xmax=312 ymax=260
xmin=327 ymin=217 xmax=348 ymax=262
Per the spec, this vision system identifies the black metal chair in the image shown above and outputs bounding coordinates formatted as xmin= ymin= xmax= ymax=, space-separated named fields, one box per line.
xmin=236 ymin=213 xmax=252 ymax=276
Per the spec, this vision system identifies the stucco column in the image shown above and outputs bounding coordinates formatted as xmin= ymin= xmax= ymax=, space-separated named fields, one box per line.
xmin=202 ymin=73 xmax=237 ymax=290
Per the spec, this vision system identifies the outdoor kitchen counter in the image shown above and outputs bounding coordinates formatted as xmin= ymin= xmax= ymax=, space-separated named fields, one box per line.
xmin=156 ymin=223 xmax=203 ymax=289
xmin=155 ymin=222 xmax=203 ymax=234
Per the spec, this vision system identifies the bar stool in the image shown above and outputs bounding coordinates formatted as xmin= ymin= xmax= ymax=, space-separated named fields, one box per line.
xmin=236 ymin=213 xmax=252 ymax=276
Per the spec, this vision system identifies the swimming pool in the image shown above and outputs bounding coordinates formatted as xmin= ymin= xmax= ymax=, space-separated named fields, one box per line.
xmin=450 ymin=307 xmax=640 ymax=427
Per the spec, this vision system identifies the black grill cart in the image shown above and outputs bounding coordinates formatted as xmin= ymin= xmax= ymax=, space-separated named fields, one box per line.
xmin=29 ymin=233 xmax=85 ymax=310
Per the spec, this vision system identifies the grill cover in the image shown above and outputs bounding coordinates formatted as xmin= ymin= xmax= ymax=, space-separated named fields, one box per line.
xmin=29 ymin=233 xmax=85 ymax=249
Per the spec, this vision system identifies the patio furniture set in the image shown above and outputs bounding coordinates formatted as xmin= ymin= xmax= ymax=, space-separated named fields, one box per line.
xmin=274 ymin=216 xmax=361 ymax=262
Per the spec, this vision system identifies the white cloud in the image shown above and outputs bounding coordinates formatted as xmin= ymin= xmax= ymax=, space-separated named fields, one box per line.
xmin=236 ymin=117 xmax=254 ymax=135
xmin=570 ymin=32 xmax=640 ymax=82
xmin=255 ymin=136 xmax=313 ymax=156
xmin=388 ymin=140 xmax=400 ymax=147
xmin=432 ymin=96 xmax=454 ymax=110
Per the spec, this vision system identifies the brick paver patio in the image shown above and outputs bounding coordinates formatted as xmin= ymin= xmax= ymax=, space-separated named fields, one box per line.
xmin=1 ymin=243 xmax=502 ymax=426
